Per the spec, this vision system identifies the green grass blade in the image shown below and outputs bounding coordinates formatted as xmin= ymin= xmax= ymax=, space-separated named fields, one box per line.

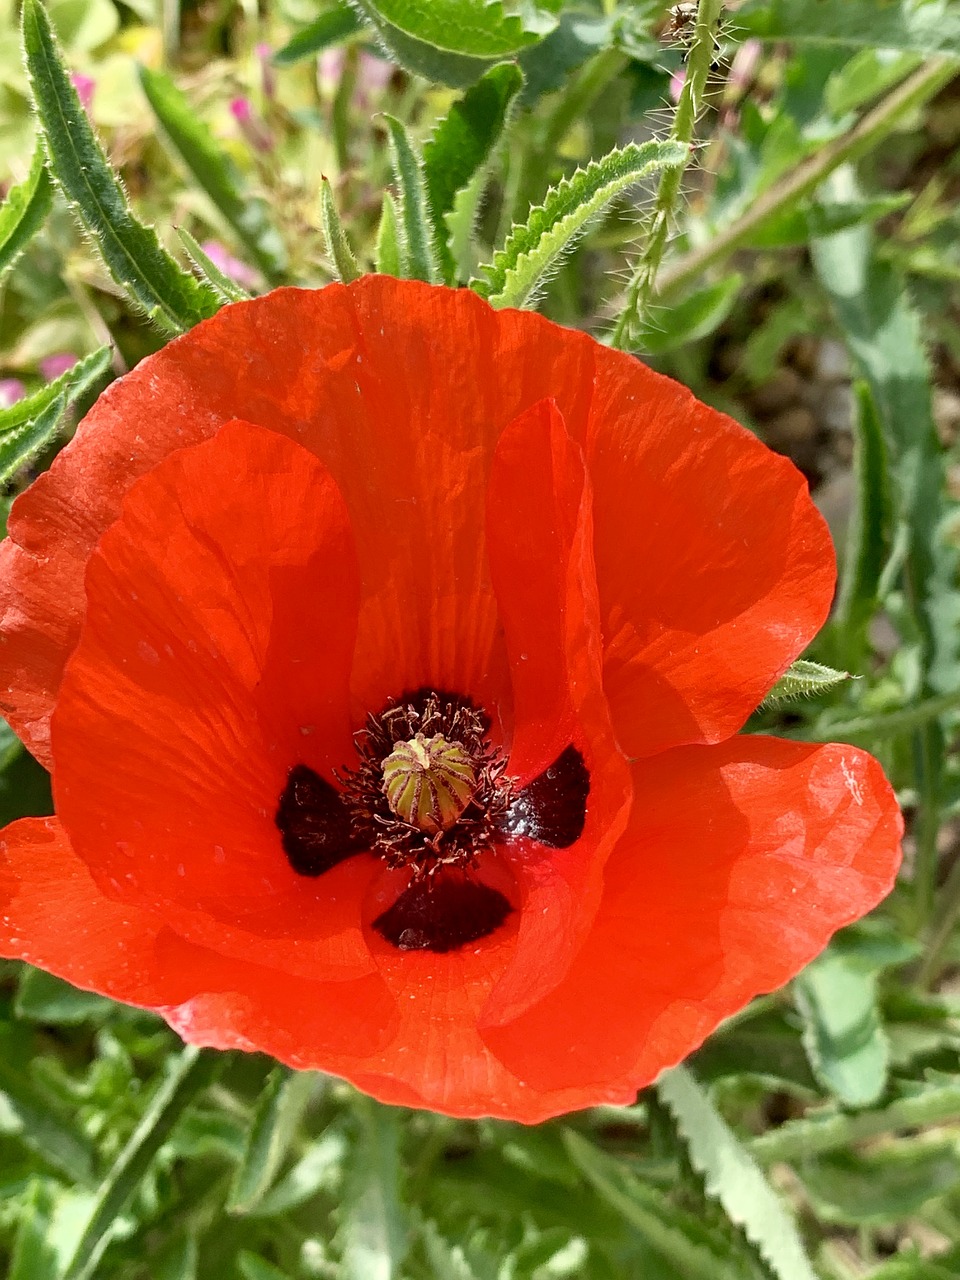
xmin=228 ymin=1067 xmax=320 ymax=1215
xmin=61 ymin=1047 xmax=224 ymax=1280
xmin=0 ymin=142 xmax=53 ymax=282
xmin=21 ymin=0 xmax=220 ymax=333
xmin=340 ymin=1096 xmax=409 ymax=1280
xmin=383 ymin=114 xmax=439 ymax=282
xmin=657 ymin=1066 xmax=819 ymax=1280
xmin=473 ymin=140 xmax=687 ymax=309
xmin=0 ymin=345 xmax=112 ymax=438
xmin=274 ymin=4 xmax=365 ymax=65
xmin=175 ymin=228 xmax=251 ymax=303
xmin=0 ymin=1047 xmax=97 ymax=1186
xmin=375 ymin=192 xmax=402 ymax=276
xmin=320 ymin=177 xmax=362 ymax=283
xmin=138 ymin=65 xmax=285 ymax=282
xmin=423 ymin=62 xmax=523 ymax=283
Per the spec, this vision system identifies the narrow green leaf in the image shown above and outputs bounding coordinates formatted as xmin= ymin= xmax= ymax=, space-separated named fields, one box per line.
xmin=228 ymin=1067 xmax=320 ymax=1214
xmin=238 ymin=1255 xmax=293 ymax=1280
xmin=16 ymin=968 xmax=114 ymax=1024
xmin=248 ymin=1128 xmax=348 ymax=1218
xmin=0 ymin=1038 xmax=97 ymax=1185
xmin=0 ymin=390 xmax=67 ymax=484
xmin=656 ymin=1066 xmax=819 ymax=1280
xmin=375 ymin=192 xmax=402 ymax=276
xmin=798 ymin=1141 xmax=960 ymax=1226
xmin=340 ymin=1097 xmax=409 ymax=1280
xmin=834 ymin=381 xmax=894 ymax=667
xmin=176 ymin=228 xmax=251 ymax=304
xmin=138 ymin=65 xmax=285 ymax=281
xmin=0 ymin=142 xmax=53 ymax=281
xmin=736 ymin=0 xmax=960 ymax=59
xmin=763 ymin=659 xmax=853 ymax=705
xmin=423 ymin=61 xmax=523 ymax=283
xmin=62 ymin=1047 xmax=224 ymax=1280
xmin=21 ymin=0 xmax=219 ymax=332
xmin=473 ymin=140 xmax=688 ymax=309
xmin=746 ymin=193 xmax=910 ymax=249
xmin=794 ymin=950 xmax=889 ymax=1108
xmin=274 ymin=4 xmax=365 ymax=65
xmin=382 ymin=114 xmax=439 ymax=282
xmin=8 ymin=1180 xmax=61 ymax=1280
xmin=320 ymin=178 xmax=362 ymax=284
xmin=811 ymin=689 xmax=960 ymax=743
xmin=0 ymin=345 xmax=112 ymax=438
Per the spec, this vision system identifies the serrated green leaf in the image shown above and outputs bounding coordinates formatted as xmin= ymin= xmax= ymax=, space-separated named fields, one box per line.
xmin=274 ymin=4 xmax=365 ymax=65
xmin=354 ymin=0 xmax=558 ymax=59
xmin=375 ymin=192 xmax=402 ymax=276
xmin=382 ymin=114 xmax=439 ymax=282
xmin=0 ymin=390 xmax=67 ymax=483
xmin=763 ymin=659 xmax=853 ymax=705
xmin=340 ymin=1097 xmax=408 ymax=1280
xmin=736 ymin=0 xmax=960 ymax=58
xmin=21 ymin=0 xmax=220 ymax=332
xmin=423 ymin=61 xmax=523 ymax=283
xmin=176 ymin=228 xmax=251 ymax=304
xmin=138 ymin=66 xmax=284 ymax=282
xmin=0 ymin=142 xmax=53 ymax=281
xmin=656 ymin=1066 xmax=819 ymax=1280
xmin=228 ymin=1067 xmax=320 ymax=1214
xmin=794 ymin=950 xmax=889 ymax=1108
xmin=834 ymin=381 xmax=894 ymax=668
xmin=61 ymin=1047 xmax=224 ymax=1280
xmin=0 ymin=345 xmax=112 ymax=438
xmin=320 ymin=178 xmax=362 ymax=284
xmin=795 ymin=1141 xmax=960 ymax=1226
xmin=473 ymin=140 xmax=687 ymax=309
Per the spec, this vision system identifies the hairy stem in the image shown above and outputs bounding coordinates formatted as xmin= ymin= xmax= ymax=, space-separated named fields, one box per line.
xmin=610 ymin=0 xmax=724 ymax=349
xmin=654 ymin=57 xmax=957 ymax=301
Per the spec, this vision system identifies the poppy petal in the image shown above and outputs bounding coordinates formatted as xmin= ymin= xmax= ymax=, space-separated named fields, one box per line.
xmin=481 ymin=735 xmax=902 ymax=1101
xmin=50 ymin=418 xmax=375 ymax=976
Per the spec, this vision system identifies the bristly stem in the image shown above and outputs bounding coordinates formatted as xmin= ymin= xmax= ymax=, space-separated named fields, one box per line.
xmin=610 ymin=0 xmax=724 ymax=350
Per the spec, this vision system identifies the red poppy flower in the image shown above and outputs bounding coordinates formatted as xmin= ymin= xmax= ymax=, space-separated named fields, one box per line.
xmin=0 ymin=277 xmax=901 ymax=1121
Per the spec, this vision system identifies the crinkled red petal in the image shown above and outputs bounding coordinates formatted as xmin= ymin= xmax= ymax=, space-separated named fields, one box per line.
xmin=1 ymin=279 xmax=831 ymax=766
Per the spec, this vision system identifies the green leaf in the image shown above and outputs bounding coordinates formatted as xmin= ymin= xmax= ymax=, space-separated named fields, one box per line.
xmin=62 ymin=1047 xmax=224 ymax=1280
xmin=0 ymin=718 xmax=52 ymax=825
xmin=238 ymin=1255 xmax=293 ymax=1280
xmin=320 ymin=178 xmax=362 ymax=284
xmin=0 ymin=142 xmax=53 ymax=281
xmin=375 ymin=192 xmax=402 ymax=276
xmin=228 ymin=1067 xmax=320 ymax=1214
xmin=763 ymin=659 xmax=853 ymax=705
xmin=423 ymin=61 xmax=523 ymax=283
xmin=354 ymin=0 xmax=558 ymax=60
xmin=0 ymin=1032 xmax=97 ymax=1185
xmin=637 ymin=274 xmax=743 ymax=355
xmin=176 ymin=228 xmax=251 ymax=304
xmin=274 ymin=4 xmax=365 ymax=66
xmin=138 ymin=66 xmax=285 ymax=282
xmin=15 ymin=968 xmax=114 ymax=1024
xmin=656 ymin=1066 xmax=819 ymax=1280
xmin=794 ymin=949 xmax=889 ymax=1108
xmin=0 ymin=344 xmax=112 ymax=438
xmin=339 ymin=1097 xmax=409 ymax=1280
xmin=735 ymin=0 xmax=960 ymax=59
xmin=473 ymin=140 xmax=687 ymax=309
xmin=795 ymin=1141 xmax=960 ymax=1226
xmin=21 ymin=0 xmax=220 ymax=332
xmin=746 ymin=194 xmax=910 ymax=249
xmin=833 ymin=381 xmax=894 ymax=667
xmin=8 ymin=1180 xmax=61 ymax=1280
xmin=382 ymin=114 xmax=439 ymax=282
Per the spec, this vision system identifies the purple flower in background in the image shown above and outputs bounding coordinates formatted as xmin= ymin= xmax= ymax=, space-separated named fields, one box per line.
xmin=0 ymin=379 xmax=26 ymax=409
xmin=318 ymin=48 xmax=393 ymax=103
xmin=40 ymin=353 xmax=78 ymax=382
xmin=256 ymin=43 xmax=276 ymax=100
xmin=71 ymin=73 xmax=95 ymax=112
xmin=200 ymin=240 xmax=259 ymax=292
xmin=230 ymin=96 xmax=273 ymax=153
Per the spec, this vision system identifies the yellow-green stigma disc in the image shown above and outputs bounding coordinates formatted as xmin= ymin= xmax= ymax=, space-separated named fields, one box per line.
xmin=381 ymin=733 xmax=477 ymax=834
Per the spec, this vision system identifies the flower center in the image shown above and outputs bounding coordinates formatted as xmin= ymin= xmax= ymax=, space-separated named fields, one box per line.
xmin=381 ymin=733 xmax=477 ymax=833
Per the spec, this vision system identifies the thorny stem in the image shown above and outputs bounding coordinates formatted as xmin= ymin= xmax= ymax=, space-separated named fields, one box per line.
xmin=610 ymin=0 xmax=724 ymax=349
xmin=653 ymin=56 xmax=958 ymax=301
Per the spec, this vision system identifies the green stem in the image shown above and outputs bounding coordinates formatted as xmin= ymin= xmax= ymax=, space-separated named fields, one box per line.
xmin=918 ymin=850 xmax=960 ymax=987
xmin=654 ymin=57 xmax=957 ymax=301
xmin=750 ymin=1084 xmax=960 ymax=1165
xmin=610 ymin=0 xmax=724 ymax=348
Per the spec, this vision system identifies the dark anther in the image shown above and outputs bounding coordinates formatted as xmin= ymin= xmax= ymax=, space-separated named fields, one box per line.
xmin=497 ymin=745 xmax=589 ymax=848
xmin=373 ymin=872 xmax=513 ymax=952
xmin=276 ymin=764 xmax=364 ymax=876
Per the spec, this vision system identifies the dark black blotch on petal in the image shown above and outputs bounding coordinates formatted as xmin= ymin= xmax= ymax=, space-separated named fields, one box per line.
xmin=276 ymin=764 xmax=364 ymax=876
xmin=498 ymin=745 xmax=589 ymax=848
xmin=373 ymin=874 xmax=513 ymax=953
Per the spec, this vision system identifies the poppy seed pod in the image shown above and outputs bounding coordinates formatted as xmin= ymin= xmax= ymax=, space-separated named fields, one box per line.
xmin=0 ymin=278 xmax=901 ymax=1121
